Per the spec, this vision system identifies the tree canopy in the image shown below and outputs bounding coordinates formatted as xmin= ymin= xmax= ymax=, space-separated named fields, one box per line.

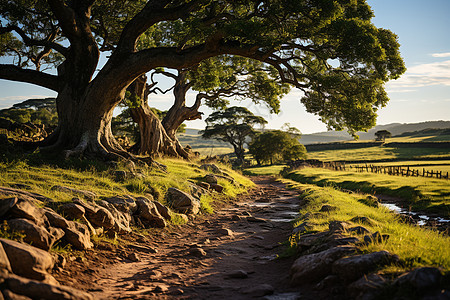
xmin=374 ymin=130 xmax=392 ymax=142
xmin=201 ymin=106 xmax=267 ymax=165
xmin=249 ymin=130 xmax=307 ymax=165
xmin=0 ymin=0 xmax=405 ymax=159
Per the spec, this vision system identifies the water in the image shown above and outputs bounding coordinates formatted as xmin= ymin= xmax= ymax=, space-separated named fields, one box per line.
xmin=380 ymin=202 xmax=450 ymax=226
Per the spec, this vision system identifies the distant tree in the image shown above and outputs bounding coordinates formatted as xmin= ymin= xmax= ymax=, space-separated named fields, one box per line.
xmin=375 ymin=130 xmax=392 ymax=142
xmin=0 ymin=98 xmax=58 ymax=127
xmin=249 ymin=130 xmax=307 ymax=165
xmin=281 ymin=123 xmax=302 ymax=138
xmin=201 ymin=107 xmax=267 ymax=165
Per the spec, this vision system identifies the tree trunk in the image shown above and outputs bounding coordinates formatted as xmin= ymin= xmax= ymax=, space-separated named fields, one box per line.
xmin=127 ymin=75 xmax=190 ymax=158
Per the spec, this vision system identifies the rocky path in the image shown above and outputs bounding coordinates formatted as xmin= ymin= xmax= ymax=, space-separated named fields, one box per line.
xmin=55 ymin=176 xmax=306 ymax=299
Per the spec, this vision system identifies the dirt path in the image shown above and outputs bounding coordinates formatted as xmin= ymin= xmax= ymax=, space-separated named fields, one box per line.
xmin=54 ymin=176 xmax=308 ymax=299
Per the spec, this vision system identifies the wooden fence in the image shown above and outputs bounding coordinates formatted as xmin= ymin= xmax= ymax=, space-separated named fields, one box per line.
xmin=351 ymin=164 xmax=449 ymax=180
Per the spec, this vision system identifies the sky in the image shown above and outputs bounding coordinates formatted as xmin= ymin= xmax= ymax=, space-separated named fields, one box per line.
xmin=1 ymin=0 xmax=449 ymax=134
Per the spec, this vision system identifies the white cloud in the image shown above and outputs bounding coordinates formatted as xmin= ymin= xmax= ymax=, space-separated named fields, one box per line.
xmin=387 ymin=59 xmax=450 ymax=91
xmin=431 ymin=52 xmax=450 ymax=58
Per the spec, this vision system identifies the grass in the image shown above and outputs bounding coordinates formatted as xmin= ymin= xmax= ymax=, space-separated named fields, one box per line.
xmin=307 ymin=146 xmax=450 ymax=162
xmin=285 ymin=167 xmax=450 ymax=216
xmin=280 ymin=179 xmax=450 ymax=273
xmin=350 ymin=161 xmax=450 ymax=175
xmin=243 ymin=164 xmax=286 ymax=176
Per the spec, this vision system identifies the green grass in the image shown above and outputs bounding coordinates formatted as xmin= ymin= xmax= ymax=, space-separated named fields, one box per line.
xmin=280 ymin=179 xmax=450 ymax=273
xmin=307 ymin=146 xmax=450 ymax=162
xmin=243 ymin=164 xmax=286 ymax=176
xmin=285 ymin=167 xmax=450 ymax=216
xmin=350 ymin=161 xmax=450 ymax=175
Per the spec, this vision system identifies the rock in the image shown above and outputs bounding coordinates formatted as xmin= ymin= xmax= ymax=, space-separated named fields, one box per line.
xmin=50 ymin=185 xmax=96 ymax=200
xmin=0 ymin=187 xmax=52 ymax=203
xmin=3 ymin=289 xmax=33 ymax=299
xmin=209 ymin=183 xmax=224 ymax=193
xmin=114 ymin=170 xmax=127 ymax=182
xmin=394 ymin=267 xmax=442 ymax=290
xmin=358 ymin=195 xmax=379 ymax=208
xmin=85 ymin=206 xmax=115 ymax=230
xmin=196 ymin=182 xmax=210 ymax=190
xmin=290 ymin=246 xmax=356 ymax=285
xmin=204 ymin=174 xmax=218 ymax=184
xmin=316 ymin=275 xmax=340 ymax=290
xmin=128 ymin=253 xmax=140 ymax=262
xmin=292 ymin=222 xmax=312 ymax=234
xmin=60 ymin=203 xmax=85 ymax=220
xmin=189 ymin=247 xmax=206 ymax=257
xmin=135 ymin=198 xmax=166 ymax=228
xmin=328 ymin=221 xmax=351 ymax=233
xmin=98 ymin=201 xmax=131 ymax=233
xmin=0 ymin=197 xmax=18 ymax=218
xmin=243 ymin=284 xmax=274 ymax=297
xmin=247 ymin=216 xmax=267 ymax=223
xmin=0 ymin=243 xmax=12 ymax=272
xmin=7 ymin=219 xmax=63 ymax=251
xmin=154 ymin=284 xmax=169 ymax=293
xmin=104 ymin=195 xmax=137 ymax=214
xmin=166 ymin=188 xmax=200 ymax=215
xmin=226 ymin=270 xmax=248 ymax=279
xmin=5 ymin=273 xmax=93 ymax=300
xmin=42 ymin=208 xmax=71 ymax=229
xmin=72 ymin=198 xmax=98 ymax=215
xmin=8 ymin=199 xmax=44 ymax=225
xmin=348 ymin=226 xmax=370 ymax=235
xmin=217 ymin=228 xmax=233 ymax=236
xmin=200 ymin=164 xmax=222 ymax=174
xmin=0 ymin=238 xmax=56 ymax=283
xmin=347 ymin=273 xmax=387 ymax=299
xmin=63 ymin=221 xmax=93 ymax=250
xmin=320 ymin=205 xmax=337 ymax=212
xmin=153 ymin=201 xmax=171 ymax=221
xmin=332 ymin=250 xmax=399 ymax=283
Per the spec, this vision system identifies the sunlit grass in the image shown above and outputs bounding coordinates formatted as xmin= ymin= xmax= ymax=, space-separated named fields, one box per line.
xmin=286 ymin=167 xmax=450 ymax=216
xmin=243 ymin=164 xmax=286 ymax=176
xmin=280 ymin=179 xmax=450 ymax=272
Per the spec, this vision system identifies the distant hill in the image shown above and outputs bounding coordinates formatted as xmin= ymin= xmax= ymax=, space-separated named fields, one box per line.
xmin=301 ymin=120 xmax=450 ymax=144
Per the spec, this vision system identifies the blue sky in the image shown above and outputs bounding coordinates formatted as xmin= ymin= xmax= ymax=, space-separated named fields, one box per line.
xmin=1 ymin=0 xmax=449 ymax=134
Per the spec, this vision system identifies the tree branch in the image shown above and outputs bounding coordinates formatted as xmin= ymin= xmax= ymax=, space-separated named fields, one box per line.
xmin=0 ymin=64 xmax=59 ymax=91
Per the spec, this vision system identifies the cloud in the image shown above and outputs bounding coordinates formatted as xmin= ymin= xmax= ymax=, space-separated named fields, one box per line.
xmin=387 ymin=59 xmax=450 ymax=91
xmin=431 ymin=52 xmax=450 ymax=58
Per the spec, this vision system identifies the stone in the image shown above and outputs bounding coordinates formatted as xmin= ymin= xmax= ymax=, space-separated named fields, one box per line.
xmin=135 ymin=198 xmax=166 ymax=228
xmin=290 ymin=246 xmax=356 ymax=285
xmin=196 ymin=182 xmax=210 ymax=190
xmin=332 ymin=250 xmax=399 ymax=283
xmin=60 ymin=203 xmax=85 ymax=220
xmin=2 ymin=289 xmax=33 ymax=300
xmin=42 ymin=208 xmax=71 ymax=229
xmin=104 ymin=195 xmax=137 ymax=214
xmin=320 ymin=205 xmax=337 ymax=212
xmin=209 ymin=183 xmax=224 ymax=193
xmin=348 ymin=226 xmax=370 ymax=235
xmin=98 ymin=201 xmax=131 ymax=233
xmin=63 ymin=221 xmax=93 ymax=250
xmin=0 ymin=238 xmax=56 ymax=283
xmin=328 ymin=221 xmax=351 ymax=233
xmin=348 ymin=273 xmax=387 ymax=299
xmin=217 ymin=228 xmax=233 ymax=236
xmin=166 ymin=188 xmax=200 ymax=215
xmin=50 ymin=185 xmax=97 ymax=200
xmin=189 ymin=247 xmax=206 ymax=257
xmin=9 ymin=199 xmax=44 ymax=225
xmin=247 ymin=216 xmax=267 ymax=223
xmin=394 ymin=267 xmax=442 ymax=290
xmin=7 ymin=219 xmax=62 ymax=251
xmin=154 ymin=284 xmax=169 ymax=293
xmin=0 ymin=243 xmax=12 ymax=272
xmin=200 ymin=164 xmax=222 ymax=174
xmin=226 ymin=270 xmax=248 ymax=279
xmin=72 ymin=198 xmax=98 ymax=214
xmin=0 ymin=187 xmax=52 ymax=203
xmin=350 ymin=216 xmax=375 ymax=226
xmin=114 ymin=170 xmax=127 ymax=182
xmin=292 ymin=222 xmax=312 ymax=234
xmin=85 ymin=206 xmax=115 ymax=230
xmin=128 ymin=253 xmax=140 ymax=262
xmin=316 ymin=275 xmax=339 ymax=290
xmin=6 ymin=273 xmax=93 ymax=300
xmin=204 ymin=174 xmax=218 ymax=184
xmin=243 ymin=284 xmax=274 ymax=297
xmin=0 ymin=197 xmax=18 ymax=218
xmin=153 ymin=201 xmax=171 ymax=221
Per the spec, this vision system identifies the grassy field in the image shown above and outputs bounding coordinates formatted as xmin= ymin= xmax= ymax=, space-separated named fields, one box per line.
xmin=0 ymin=157 xmax=253 ymax=215
xmin=307 ymin=146 xmax=450 ymax=162
xmin=243 ymin=164 xmax=286 ymax=176
xmin=350 ymin=160 xmax=450 ymax=174
xmin=285 ymin=167 xmax=450 ymax=216
xmin=280 ymin=179 xmax=450 ymax=273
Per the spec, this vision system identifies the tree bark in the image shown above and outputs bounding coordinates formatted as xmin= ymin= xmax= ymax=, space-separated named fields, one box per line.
xmin=127 ymin=75 xmax=190 ymax=158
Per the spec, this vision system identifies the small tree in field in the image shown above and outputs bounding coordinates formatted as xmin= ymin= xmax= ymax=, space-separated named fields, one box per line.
xmin=249 ymin=130 xmax=306 ymax=165
xmin=375 ymin=130 xmax=392 ymax=142
xmin=201 ymin=107 xmax=267 ymax=165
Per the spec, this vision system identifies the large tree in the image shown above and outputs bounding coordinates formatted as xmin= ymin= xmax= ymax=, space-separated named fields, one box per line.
xmin=201 ymin=106 xmax=267 ymax=165
xmin=0 ymin=0 xmax=405 ymax=160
